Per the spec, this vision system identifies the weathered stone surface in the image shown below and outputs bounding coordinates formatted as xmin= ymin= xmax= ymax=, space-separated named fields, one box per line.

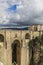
xmin=0 ymin=25 xmax=43 ymax=65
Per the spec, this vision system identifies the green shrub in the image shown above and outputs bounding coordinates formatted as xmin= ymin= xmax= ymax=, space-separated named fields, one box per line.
xmin=12 ymin=61 xmax=18 ymax=65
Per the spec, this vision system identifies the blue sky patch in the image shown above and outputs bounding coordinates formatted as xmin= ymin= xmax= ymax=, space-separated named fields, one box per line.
xmin=7 ymin=5 xmax=17 ymax=12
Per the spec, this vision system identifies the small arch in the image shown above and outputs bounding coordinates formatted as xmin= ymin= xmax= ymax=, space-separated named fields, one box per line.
xmin=0 ymin=34 xmax=4 ymax=42
xmin=12 ymin=40 xmax=20 ymax=47
xmin=15 ymin=34 xmax=17 ymax=38
xmin=25 ymin=33 xmax=30 ymax=39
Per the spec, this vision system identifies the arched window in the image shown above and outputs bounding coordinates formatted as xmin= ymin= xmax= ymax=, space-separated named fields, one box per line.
xmin=34 ymin=26 xmax=38 ymax=31
xmin=12 ymin=40 xmax=20 ymax=47
xmin=25 ymin=33 xmax=30 ymax=39
xmin=0 ymin=34 xmax=4 ymax=42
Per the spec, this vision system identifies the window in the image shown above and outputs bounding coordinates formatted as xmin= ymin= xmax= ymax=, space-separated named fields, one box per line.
xmin=15 ymin=34 xmax=17 ymax=38
xmin=34 ymin=26 xmax=38 ymax=31
xmin=25 ymin=33 xmax=30 ymax=39
xmin=0 ymin=34 xmax=4 ymax=42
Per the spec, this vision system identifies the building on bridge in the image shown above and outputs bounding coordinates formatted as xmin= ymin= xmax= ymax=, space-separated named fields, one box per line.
xmin=0 ymin=24 xmax=43 ymax=65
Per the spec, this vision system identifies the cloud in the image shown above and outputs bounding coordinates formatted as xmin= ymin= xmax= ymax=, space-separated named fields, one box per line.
xmin=0 ymin=0 xmax=43 ymax=25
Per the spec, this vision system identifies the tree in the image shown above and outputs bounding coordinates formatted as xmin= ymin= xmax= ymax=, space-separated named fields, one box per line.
xmin=29 ymin=36 xmax=41 ymax=65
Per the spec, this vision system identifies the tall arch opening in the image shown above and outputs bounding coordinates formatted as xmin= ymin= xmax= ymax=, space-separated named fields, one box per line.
xmin=12 ymin=40 xmax=21 ymax=65
xmin=0 ymin=34 xmax=4 ymax=64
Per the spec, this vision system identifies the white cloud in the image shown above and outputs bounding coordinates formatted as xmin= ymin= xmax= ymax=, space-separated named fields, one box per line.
xmin=0 ymin=0 xmax=43 ymax=25
xmin=17 ymin=5 xmax=24 ymax=9
xmin=16 ymin=14 xmax=21 ymax=20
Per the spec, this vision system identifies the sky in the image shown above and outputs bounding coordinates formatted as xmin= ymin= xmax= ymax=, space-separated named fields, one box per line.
xmin=0 ymin=0 xmax=43 ymax=27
